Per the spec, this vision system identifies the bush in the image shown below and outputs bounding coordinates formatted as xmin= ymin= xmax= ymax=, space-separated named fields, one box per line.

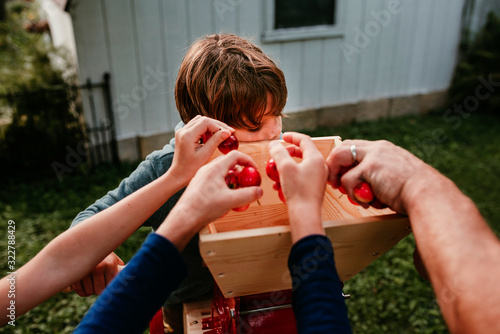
xmin=0 ymin=0 xmax=85 ymax=180
xmin=448 ymin=11 xmax=500 ymax=113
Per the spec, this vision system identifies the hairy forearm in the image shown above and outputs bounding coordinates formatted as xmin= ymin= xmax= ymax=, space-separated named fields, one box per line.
xmin=0 ymin=170 xmax=186 ymax=323
xmin=403 ymin=170 xmax=500 ymax=333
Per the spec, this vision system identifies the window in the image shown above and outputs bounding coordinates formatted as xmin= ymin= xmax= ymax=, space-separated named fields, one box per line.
xmin=262 ymin=0 xmax=344 ymax=43
xmin=275 ymin=0 xmax=336 ymax=29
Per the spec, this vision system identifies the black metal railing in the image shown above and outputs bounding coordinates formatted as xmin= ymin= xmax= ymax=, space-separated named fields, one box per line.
xmin=0 ymin=72 xmax=119 ymax=169
xmin=79 ymin=73 xmax=119 ymax=167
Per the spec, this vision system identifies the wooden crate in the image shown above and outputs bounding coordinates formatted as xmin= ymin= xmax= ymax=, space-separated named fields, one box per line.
xmin=199 ymin=137 xmax=411 ymax=298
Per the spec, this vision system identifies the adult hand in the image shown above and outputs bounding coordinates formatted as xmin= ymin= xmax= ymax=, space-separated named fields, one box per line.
xmin=268 ymin=132 xmax=328 ymax=242
xmin=325 ymin=139 xmax=434 ymax=214
xmin=72 ymin=252 xmax=124 ymax=296
xmin=170 ymin=115 xmax=234 ymax=186
xmin=157 ymin=151 xmax=263 ymax=250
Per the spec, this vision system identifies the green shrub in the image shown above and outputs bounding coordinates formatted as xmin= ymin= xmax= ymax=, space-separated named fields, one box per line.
xmin=0 ymin=0 xmax=85 ymax=180
xmin=448 ymin=11 xmax=500 ymax=112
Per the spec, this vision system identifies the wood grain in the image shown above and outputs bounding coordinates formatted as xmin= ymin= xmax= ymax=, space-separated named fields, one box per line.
xmin=199 ymin=137 xmax=411 ymax=298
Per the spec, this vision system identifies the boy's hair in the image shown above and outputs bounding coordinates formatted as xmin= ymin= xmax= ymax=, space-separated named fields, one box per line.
xmin=175 ymin=33 xmax=287 ymax=130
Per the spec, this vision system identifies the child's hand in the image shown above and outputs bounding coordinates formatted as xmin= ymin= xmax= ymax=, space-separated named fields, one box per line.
xmin=170 ymin=116 xmax=234 ymax=186
xmin=269 ymin=132 xmax=328 ymax=242
xmin=157 ymin=151 xmax=263 ymax=250
xmin=269 ymin=132 xmax=328 ymax=209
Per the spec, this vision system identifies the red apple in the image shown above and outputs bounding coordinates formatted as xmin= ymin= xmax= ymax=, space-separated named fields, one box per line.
xmin=348 ymin=196 xmax=360 ymax=206
xmin=278 ymin=187 xmax=286 ymax=203
xmin=238 ymin=166 xmax=261 ymax=187
xmin=201 ymin=130 xmax=212 ymax=144
xmin=353 ymin=182 xmax=374 ymax=203
xmin=265 ymin=159 xmax=280 ymax=182
xmin=218 ymin=134 xmax=239 ymax=154
xmin=338 ymin=184 xmax=347 ymax=194
xmin=225 ymin=170 xmax=239 ymax=189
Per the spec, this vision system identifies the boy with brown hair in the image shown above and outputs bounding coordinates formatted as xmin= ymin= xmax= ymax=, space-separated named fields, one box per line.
xmin=69 ymin=33 xmax=287 ymax=332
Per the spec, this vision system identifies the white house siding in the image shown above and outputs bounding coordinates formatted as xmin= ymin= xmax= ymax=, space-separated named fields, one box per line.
xmin=69 ymin=0 xmax=495 ymax=147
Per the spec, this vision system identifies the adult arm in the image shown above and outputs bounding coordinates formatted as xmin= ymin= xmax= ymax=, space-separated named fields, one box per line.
xmin=326 ymin=139 xmax=500 ymax=334
xmin=75 ymin=150 xmax=263 ymax=333
xmin=0 ymin=117 xmax=233 ymax=326
xmin=269 ymin=132 xmax=351 ymax=333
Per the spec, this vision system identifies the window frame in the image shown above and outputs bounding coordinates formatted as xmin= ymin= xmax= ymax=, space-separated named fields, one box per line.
xmin=262 ymin=0 xmax=345 ymax=43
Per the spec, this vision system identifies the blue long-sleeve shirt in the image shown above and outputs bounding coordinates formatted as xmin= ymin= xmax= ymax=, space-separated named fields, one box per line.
xmin=75 ymin=233 xmax=351 ymax=333
xmin=289 ymin=235 xmax=352 ymax=333
xmin=74 ymin=233 xmax=187 ymax=333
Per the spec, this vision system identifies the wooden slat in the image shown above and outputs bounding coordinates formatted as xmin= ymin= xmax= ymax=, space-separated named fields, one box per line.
xmin=200 ymin=215 xmax=410 ymax=298
xmin=200 ymin=137 xmax=411 ymax=298
xmin=184 ymin=299 xmax=212 ymax=334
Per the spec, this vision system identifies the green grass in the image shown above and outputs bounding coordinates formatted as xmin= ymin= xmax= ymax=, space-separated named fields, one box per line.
xmin=0 ymin=162 xmax=151 ymax=333
xmin=0 ymin=110 xmax=498 ymax=333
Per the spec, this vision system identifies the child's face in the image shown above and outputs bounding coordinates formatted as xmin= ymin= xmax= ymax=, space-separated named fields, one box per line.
xmin=233 ymin=115 xmax=282 ymax=142
xmin=233 ymin=94 xmax=282 ymax=142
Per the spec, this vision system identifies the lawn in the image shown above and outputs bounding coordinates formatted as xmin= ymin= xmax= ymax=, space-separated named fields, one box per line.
xmin=0 ymin=110 xmax=498 ymax=333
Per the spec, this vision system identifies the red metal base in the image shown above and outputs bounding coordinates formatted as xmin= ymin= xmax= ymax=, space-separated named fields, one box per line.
xmin=149 ymin=308 xmax=164 ymax=334
xmin=202 ymin=285 xmax=297 ymax=334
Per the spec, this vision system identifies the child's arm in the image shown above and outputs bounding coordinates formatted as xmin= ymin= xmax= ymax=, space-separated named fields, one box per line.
xmin=74 ymin=151 xmax=263 ymax=333
xmin=0 ymin=116 xmax=233 ymax=326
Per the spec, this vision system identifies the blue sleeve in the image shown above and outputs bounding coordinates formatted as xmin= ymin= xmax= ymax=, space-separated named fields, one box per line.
xmin=71 ymin=145 xmax=176 ymax=229
xmin=288 ymin=235 xmax=352 ymax=334
xmin=74 ymin=233 xmax=188 ymax=334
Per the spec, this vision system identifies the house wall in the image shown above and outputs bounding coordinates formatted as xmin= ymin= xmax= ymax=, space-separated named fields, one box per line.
xmin=69 ymin=0 xmax=493 ymax=160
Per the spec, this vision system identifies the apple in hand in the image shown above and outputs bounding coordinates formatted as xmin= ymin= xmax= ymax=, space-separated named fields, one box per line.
xmin=265 ymin=159 xmax=280 ymax=182
xmin=232 ymin=204 xmax=250 ymax=212
xmin=218 ymin=135 xmax=239 ymax=154
xmin=225 ymin=170 xmax=239 ymax=189
xmin=353 ymin=182 xmax=374 ymax=203
xmin=224 ymin=166 xmax=261 ymax=212
xmin=200 ymin=130 xmax=212 ymax=144
xmin=278 ymin=187 xmax=285 ymax=203
xmin=337 ymin=164 xmax=385 ymax=208
xmin=266 ymin=159 xmax=286 ymax=203
xmin=238 ymin=166 xmax=261 ymax=187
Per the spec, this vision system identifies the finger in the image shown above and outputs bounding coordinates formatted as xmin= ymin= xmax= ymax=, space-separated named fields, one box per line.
xmin=228 ymin=186 xmax=263 ymax=209
xmin=326 ymin=141 xmax=365 ymax=186
xmin=80 ymin=275 xmax=95 ymax=296
xmin=187 ymin=115 xmax=234 ymax=133
xmin=269 ymin=140 xmax=295 ymax=168
xmin=339 ymin=167 xmax=365 ymax=201
xmin=92 ymin=273 xmax=107 ymax=295
xmin=73 ymin=280 xmax=88 ymax=297
xmin=285 ymin=144 xmax=303 ymax=159
xmin=203 ymin=128 xmax=231 ymax=152
xmin=282 ymin=132 xmax=319 ymax=160
xmin=219 ymin=150 xmax=258 ymax=171
xmin=183 ymin=115 xmax=202 ymax=128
